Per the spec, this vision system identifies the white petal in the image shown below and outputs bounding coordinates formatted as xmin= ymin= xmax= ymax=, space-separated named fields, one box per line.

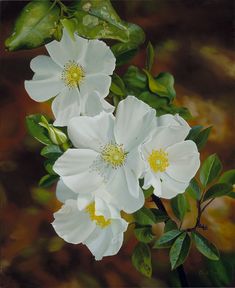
xmin=68 ymin=112 xmax=115 ymax=151
xmin=83 ymin=39 xmax=115 ymax=75
xmin=108 ymin=167 xmax=144 ymax=213
xmin=166 ymin=140 xmax=200 ymax=182
xmin=127 ymin=148 xmax=146 ymax=178
xmin=80 ymin=74 xmax=111 ymax=97
xmin=24 ymin=78 xmax=64 ymax=102
xmin=160 ymin=173 xmax=189 ymax=199
xmin=84 ymin=91 xmax=114 ymax=116
xmin=143 ymin=172 xmax=162 ymax=196
xmin=46 ymin=29 xmax=88 ymax=67
xmin=52 ymin=199 xmax=95 ymax=244
xmin=124 ymin=165 xmax=140 ymax=198
xmin=56 ymin=179 xmax=77 ymax=203
xmin=77 ymin=194 xmax=94 ymax=211
xmin=53 ymin=149 xmax=103 ymax=194
xmin=52 ymin=88 xmax=80 ymax=127
xmin=30 ymin=55 xmax=61 ymax=76
xmin=114 ymin=96 xmax=156 ymax=151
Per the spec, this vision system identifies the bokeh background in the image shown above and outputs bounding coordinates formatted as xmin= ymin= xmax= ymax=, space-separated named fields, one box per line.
xmin=1 ymin=0 xmax=235 ymax=287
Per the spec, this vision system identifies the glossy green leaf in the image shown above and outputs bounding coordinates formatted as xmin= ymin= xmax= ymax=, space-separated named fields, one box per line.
xmin=146 ymin=42 xmax=155 ymax=71
xmin=134 ymin=207 xmax=156 ymax=226
xmin=150 ymin=208 xmax=169 ymax=223
xmin=5 ymin=0 xmax=60 ymax=51
xmin=186 ymin=178 xmax=201 ymax=200
xmin=171 ymin=194 xmax=189 ymax=221
xmin=110 ymin=73 xmax=126 ymax=97
xmin=123 ymin=66 xmax=147 ymax=95
xmin=164 ymin=219 xmax=178 ymax=233
xmin=39 ymin=174 xmax=59 ymax=188
xmin=41 ymin=145 xmax=63 ymax=159
xmin=170 ymin=232 xmax=191 ymax=270
xmin=134 ymin=226 xmax=154 ymax=243
xmin=195 ymin=127 xmax=212 ymax=150
xmin=186 ymin=125 xmax=203 ymax=141
xmin=44 ymin=159 xmax=57 ymax=175
xmin=132 ymin=243 xmax=152 ymax=278
xmin=154 ymin=229 xmax=182 ymax=249
xmin=219 ymin=169 xmax=235 ymax=185
xmin=203 ymin=183 xmax=232 ymax=202
xmin=200 ymin=154 xmax=223 ymax=187
xmin=191 ymin=231 xmax=219 ymax=260
xmin=26 ymin=114 xmax=52 ymax=145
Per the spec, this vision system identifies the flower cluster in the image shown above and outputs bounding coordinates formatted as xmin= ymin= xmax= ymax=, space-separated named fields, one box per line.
xmin=25 ymin=29 xmax=200 ymax=260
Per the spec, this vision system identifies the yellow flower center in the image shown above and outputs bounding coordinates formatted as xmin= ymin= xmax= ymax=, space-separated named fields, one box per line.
xmin=101 ymin=143 xmax=126 ymax=168
xmin=148 ymin=149 xmax=169 ymax=173
xmin=85 ymin=203 xmax=111 ymax=228
xmin=62 ymin=60 xmax=85 ymax=88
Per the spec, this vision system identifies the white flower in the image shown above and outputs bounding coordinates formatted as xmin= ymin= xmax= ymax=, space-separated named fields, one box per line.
xmin=24 ymin=29 xmax=115 ymax=126
xmin=141 ymin=119 xmax=200 ymax=199
xmin=54 ymin=96 xmax=156 ymax=213
xmin=52 ymin=180 xmax=128 ymax=260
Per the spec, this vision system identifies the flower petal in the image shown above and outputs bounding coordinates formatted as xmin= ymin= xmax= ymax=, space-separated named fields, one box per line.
xmin=166 ymin=140 xmax=200 ymax=182
xmin=53 ymin=149 xmax=102 ymax=194
xmin=24 ymin=78 xmax=64 ymax=102
xmin=124 ymin=165 xmax=140 ymax=198
xmin=52 ymin=88 xmax=80 ymax=127
xmin=56 ymin=179 xmax=77 ymax=203
xmin=80 ymin=74 xmax=111 ymax=97
xmin=160 ymin=173 xmax=189 ymax=199
xmin=83 ymin=39 xmax=115 ymax=75
xmin=52 ymin=199 xmax=96 ymax=244
xmin=30 ymin=55 xmax=61 ymax=76
xmin=114 ymin=96 xmax=156 ymax=151
xmin=84 ymin=91 xmax=114 ymax=116
xmin=46 ymin=29 xmax=88 ymax=67
xmin=68 ymin=112 xmax=115 ymax=151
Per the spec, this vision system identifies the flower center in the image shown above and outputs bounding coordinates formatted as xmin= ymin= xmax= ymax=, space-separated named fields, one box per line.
xmin=85 ymin=203 xmax=111 ymax=228
xmin=62 ymin=60 xmax=85 ymax=88
xmin=148 ymin=149 xmax=169 ymax=173
xmin=101 ymin=143 xmax=126 ymax=168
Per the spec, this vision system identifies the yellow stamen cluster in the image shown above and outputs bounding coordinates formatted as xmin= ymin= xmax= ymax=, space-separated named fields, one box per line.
xmin=148 ymin=149 xmax=169 ymax=173
xmin=101 ymin=143 xmax=126 ymax=168
xmin=62 ymin=60 xmax=85 ymax=88
xmin=85 ymin=203 xmax=111 ymax=228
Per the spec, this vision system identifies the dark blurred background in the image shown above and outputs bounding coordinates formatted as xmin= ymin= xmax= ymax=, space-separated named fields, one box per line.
xmin=1 ymin=1 xmax=235 ymax=287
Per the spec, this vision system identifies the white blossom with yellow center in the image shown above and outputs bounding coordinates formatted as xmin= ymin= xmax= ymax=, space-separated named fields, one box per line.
xmin=141 ymin=115 xmax=200 ymax=199
xmin=54 ymin=96 xmax=156 ymax=213
xmin=24 ymin=28 xmax=115 ymax=126
xmin=52 ymin=180 xmax=128 ymax=260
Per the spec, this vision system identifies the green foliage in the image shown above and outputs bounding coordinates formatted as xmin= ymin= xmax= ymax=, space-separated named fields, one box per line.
xmin=199 ymin=154 xmax=223 ymax=187
xmin=123 ymin=66 xmax=148 ymax=95
xmin=44 ymin=159 xmax=56 ymax=175
xmin=143 ymin=187 xmax=154 ymax=198
xmin=39 ymin=174 xmax=59 ymax=188
xmin=146 ymin=42 xmax=155 ymax=71
xmin=154 ymin=230 xmax=182 ymax=249
xmin=191 ymin=231 xmax=219 ymax=261
xmin=186 ymin=126 xmax=212 ymax=151
xmin=186 ymin=178 xmax=201 ymax=200
xmin=219 ymin=169 xmax=235 ymax=198
xmin=203 ymin=183 xmax=232 ymax=202
xmin=32 ymin=187 xmax=53 ymax=205
xmin=134 ymin=226 xmax=154 ymax=243
xmin=5 ymin=0 xmax=60 ymax=51
xmin=164 ymin=219 xmax=178 ymax=232
xmin=134 ymin=206 xmax=156 ymax=226
xmin=26 ymin=114 xmax=53 ymax=145
xmin=171 ymin=194 xmax=189 ymax=221
xmin=150 ymin=208 xmax=169 ymax=223
xmin=41 ymin=145 xmax=63 ymax=159
xmin=132 ymin=243 xmax=152 ymax=278
xmin=110 ymin=73 xmax=126 ymax=97
xmin=169 ymin=232 xmax=191 ymax=270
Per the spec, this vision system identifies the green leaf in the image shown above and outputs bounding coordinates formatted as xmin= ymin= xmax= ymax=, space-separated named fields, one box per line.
xmin=154 ymin=229 xmax=182 ymax=249
xmin=200 ymin=154 xmax=223 ymax=187
xmin=110 ymin=73 xmax=126 ymax=97
xmin=123 ymin=66 xmax=147 ymax=95
xmin=134 ymin=226 xmax=154 ymax=243
xmin=134 ymin=207 xmax=156 ymax=226
xmin=203 ymin=183 xmax=232 ymax=202
xmin=72 ymin=0 xmax=145 ymax=57
xmin=150 ymin=209 xmax=169 ymax=223
xmin=171 ymin=194 xmax=189 ymax=221
xmin=186 ymin=178 xmax=201 ymax=200
xmin=138 ymin=91 xmax=168 ymax=110
xmin=26 ymin=114 xmax=52 ymax=145
xmin=143 ymin=187 xmax=154 ymax=198
xmin=5 ymin=0 xmax=60 ymax=51
xmin=170 ymin=232 xmax=191 ymax=270
xmin=164 ymin=219 xmax=178 ymax=233
xmin=194 ymin=127 xmax=212 ymax=150
xmin=191 ymin=231 xmax=219 ymax=260
xmin=39 ymin=174 xmax=59 ymax=188
xmin=146 ymin=42 xmax=155 ymax=71
xmin=41 ymin=145 xmax=63 ymax=159
xmin=219 ymin=169 xmax=235 ymax=185
xmin=44 ymin=159 xmax=57 ymax=175
xmin=186 ymin=125 xmax=203 ymax=141
xmin=132 ymin=243 xmax=152 ymax=278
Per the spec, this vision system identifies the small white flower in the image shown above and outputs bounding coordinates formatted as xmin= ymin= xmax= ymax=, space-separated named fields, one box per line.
xmin=52 ymin=180 xmax=128 ymax=260
xmin=54 ymin=96 xmax=156 ymax=213
xmin=24 ymin=29 xmax=115 ymax=126
xmin=141 ymin=120 xmax=200 ymax=199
